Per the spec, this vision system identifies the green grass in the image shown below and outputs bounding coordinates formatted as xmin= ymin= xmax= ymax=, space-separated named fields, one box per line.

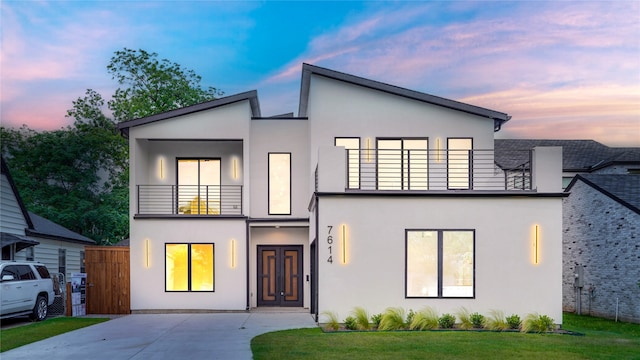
xmin=252 ymin=313 xmax=640 ymax=360
xmin=0 ymin=317 xmax=109 ymax=352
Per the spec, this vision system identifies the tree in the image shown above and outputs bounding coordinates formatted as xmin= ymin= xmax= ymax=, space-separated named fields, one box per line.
xmin=107 ymin=48 xmax=223 ymax=122
xmin=1 ymin=48 xmax=221 ymax=244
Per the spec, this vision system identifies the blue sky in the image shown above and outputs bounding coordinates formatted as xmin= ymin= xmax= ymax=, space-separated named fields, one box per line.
xmin=1 ymin=1 xmax=639 ymax=146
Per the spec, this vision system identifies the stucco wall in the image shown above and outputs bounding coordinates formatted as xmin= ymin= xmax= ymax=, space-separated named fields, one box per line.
xmin=563 ymin=181 xmax=640 ymax=323
xmin=130 ymin=219 xmax=247 ymax=311
xmin=316 ymin=195 xmax=563 ymax=324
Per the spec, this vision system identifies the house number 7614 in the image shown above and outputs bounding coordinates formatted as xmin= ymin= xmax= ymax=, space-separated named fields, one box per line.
xmin=327 ymin=225 xmax=333 ymax=264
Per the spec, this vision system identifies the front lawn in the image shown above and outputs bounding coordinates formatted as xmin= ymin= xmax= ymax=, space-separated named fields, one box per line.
xmin=0 ymin=317 xmax=109 ymax=352
xmin=251 ymin=313 xmax=640 ymax=359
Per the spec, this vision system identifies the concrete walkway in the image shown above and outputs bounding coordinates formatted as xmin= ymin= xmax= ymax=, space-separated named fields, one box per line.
xmin=2 ymin=311 xmax=317 ymax=360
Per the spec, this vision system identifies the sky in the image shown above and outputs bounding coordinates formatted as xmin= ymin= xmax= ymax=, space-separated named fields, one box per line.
xmin=1 ymin=1 xmax=639 ymax=147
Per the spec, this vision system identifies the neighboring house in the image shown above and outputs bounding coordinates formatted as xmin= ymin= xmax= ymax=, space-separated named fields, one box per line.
xmin=495 ymin=140 xmax=640 ymax=323
xmin=563 ymin=174 xmax=640 ymax=323
xmin=495 ymin=139 xmax=640 ymax=188
xmin=0 ymin=156 xmax=95 ymax=280
xmin=117 ymin=64 xmax=564 ymax=324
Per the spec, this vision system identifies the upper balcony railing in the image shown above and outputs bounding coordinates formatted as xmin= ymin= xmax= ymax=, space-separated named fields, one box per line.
xmin=136 ymin=185 xmax=242 ymax=216
xmin=342 ymin=149 xmax=531 ymax=191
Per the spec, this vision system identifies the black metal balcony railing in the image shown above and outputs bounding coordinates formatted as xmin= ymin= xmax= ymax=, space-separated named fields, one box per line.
xmin=137 ymin=185 xmax=242 ymax=216
xmin=343 ymin=149 xmax=532 ymax=191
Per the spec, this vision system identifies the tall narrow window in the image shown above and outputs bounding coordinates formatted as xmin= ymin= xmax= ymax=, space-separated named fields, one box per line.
xmin=269 ymin=153 xmax=291 ymax=215
xmin=166 ymin=243 xmax=215 ymax=292
xmin=178 ymin=159 xmax=221 ymax=214
xmin=377 ymin=139 xmax=428 ymax=190
xmin=448 ymin=138 xmax=472 ymax=189
xmin=335 ymin=138 xmax=360 ymax=189
xmin=406 ymin=229 xmax=474 ymax=298
xmin=58 ymin=249 xmax=66 ymax=276
xmin=25 ymin=246 xmax=34 ymax=261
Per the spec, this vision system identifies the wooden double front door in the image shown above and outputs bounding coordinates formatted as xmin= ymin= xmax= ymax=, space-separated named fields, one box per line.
xmin=257 ymin=245 xmax=303 ymax=307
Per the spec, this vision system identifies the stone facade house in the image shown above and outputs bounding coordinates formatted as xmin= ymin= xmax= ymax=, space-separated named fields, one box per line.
xmin=563 ymin=174 xmax=640 ymax=323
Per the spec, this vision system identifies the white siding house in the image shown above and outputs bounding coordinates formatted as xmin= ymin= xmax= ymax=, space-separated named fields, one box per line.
xmin=1 ymin=156 xmax=95 ymax=279
xmin=118 ymin=64 xmax=564 ymax=324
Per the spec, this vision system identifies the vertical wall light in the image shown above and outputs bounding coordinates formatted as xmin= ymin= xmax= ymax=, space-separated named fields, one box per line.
xmin=144 ymin=239 xmax=150 ymax=268
xmin=157 ymin=157 xmax=166 ymax=180
xmin=232 ymin=158 xmax=238 ymax=180
xmin=230 ymin=239 xmax=236 ymax=268
xmin=533 ymin=225 xmax=540 ymax=265
xmin=341 ymin=224 xmax=348 ymax=264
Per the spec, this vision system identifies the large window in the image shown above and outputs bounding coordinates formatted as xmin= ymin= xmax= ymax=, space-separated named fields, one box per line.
xmin=58 ymin=248 xmax=66 ymax=275
xmin=178 ymin=159 xmax=221 ymax=215
xmin=335 ymin=138 xmax=360 ymax=189
xmin=377 ymin=139 xmax=428 ymax=190
xmin=406 ymin=230 xmax=474 ymax=298
xmin=268 ymin=153 xmax=291 ymax=215
xmin=447 ymin=138 xmax=472 ymax=189
xmin=165 ymin=243 xmax=215 ymax=292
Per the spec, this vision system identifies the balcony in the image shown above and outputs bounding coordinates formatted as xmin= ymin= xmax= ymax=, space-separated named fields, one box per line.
xmin=338 ymin=148 xmax=532 ymax=192
xmin=136 ymin=185 xmax=243 ymax=216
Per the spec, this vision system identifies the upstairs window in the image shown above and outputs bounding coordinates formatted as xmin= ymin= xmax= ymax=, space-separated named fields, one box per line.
xmin=335 ymin=138 xmax=360 ymax=189
xmin=377 ymin=138 xmax=428 ymax=190
xmin=269 ymin=153 xmax=291 ymax=215
xmin=178 ymin=159 xmax=221 ymax=215
xmin=447 ymin=138 xmax=472 ymax=189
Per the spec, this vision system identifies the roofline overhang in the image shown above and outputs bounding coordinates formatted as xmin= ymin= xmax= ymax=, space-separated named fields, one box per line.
xmin=116 ymin=90 xmax=261 ymax=138
xmin=298 ymin=63 xmax=511 ymax=129
xmin=25 ymin=229 xmax=96 ymax=245
xmin=565 ymin=174 xmax=640 ymax=215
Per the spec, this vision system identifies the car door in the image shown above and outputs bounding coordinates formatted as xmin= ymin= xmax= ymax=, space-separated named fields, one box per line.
xmin=1 ymin=265 xmax=24 ymax=314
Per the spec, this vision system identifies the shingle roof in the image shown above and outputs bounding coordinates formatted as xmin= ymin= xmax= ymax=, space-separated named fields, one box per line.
xmin=494 ymin=139 xmax=640 ymax=171
xmin=566 ymin=174 xmax=640 ymax=214
xmin=26 ymin=212 xmax=95 ymax=244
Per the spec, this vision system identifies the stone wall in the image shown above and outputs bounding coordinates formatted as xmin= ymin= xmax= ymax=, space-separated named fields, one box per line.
xmin=563 ymin=180 xmax=640 ymax=323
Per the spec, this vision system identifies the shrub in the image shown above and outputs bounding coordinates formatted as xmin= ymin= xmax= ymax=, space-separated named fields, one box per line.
xmin=351 ymin=307 xmax=371 ymax=330
xmin=378 ymin=307 xmax=406 ymax=331
xmin=344 ymin=316 xmax=357 ymax=330
xmin=485 ymin=310 xmax=509 ymax=331
xmin=409 ymin=307 xmax=439 ymax=331
xmin=521 ymin=313 xmax=555 ymax=333
xmin=470 ymin=312 xmax=485 ymax=329
xmin=456 ymin=307 xmax=473 ymax=330
xmin=371 ymin=313 xmax=382 ymax=328
xmin=322 ymin=311 xmax=340 ymax=331
xmin=438 ymin=313 xmax=456 ymax=329
xmin=506 ymin=314 xmax=522 ymax=330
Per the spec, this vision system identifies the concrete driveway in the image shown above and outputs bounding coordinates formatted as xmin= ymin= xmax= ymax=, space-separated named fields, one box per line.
xmin=2 ymin=310 xmax=317 ymax=360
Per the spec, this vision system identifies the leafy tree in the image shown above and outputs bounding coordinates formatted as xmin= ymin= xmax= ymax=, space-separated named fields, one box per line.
xmin=107 ymin=48 xmax=223 ymax=122
xmin=1 ymin=48 xmax=221 ymax=244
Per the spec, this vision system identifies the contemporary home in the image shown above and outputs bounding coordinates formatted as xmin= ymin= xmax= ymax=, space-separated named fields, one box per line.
xmin=1 ymin=156 xmax=95 ymax=280
xmin=117 ymin=64 xmax=564 ymax=323
xmin=563 ymin=174 xmax=640 ymax=323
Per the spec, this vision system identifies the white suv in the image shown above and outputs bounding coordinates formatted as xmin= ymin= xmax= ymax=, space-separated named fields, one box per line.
xmin=0 ymin=261 xmax=55 ymax=321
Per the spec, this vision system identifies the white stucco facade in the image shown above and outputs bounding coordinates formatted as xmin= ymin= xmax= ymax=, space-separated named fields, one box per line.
xmin=120 ymin=64 xmax=564 ymax=324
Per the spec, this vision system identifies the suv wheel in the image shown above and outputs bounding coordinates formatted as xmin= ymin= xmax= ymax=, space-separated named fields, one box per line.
xmin=30 ymin=296 xmax=48 ymax=321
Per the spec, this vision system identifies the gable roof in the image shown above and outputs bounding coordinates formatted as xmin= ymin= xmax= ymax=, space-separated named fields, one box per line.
xmin=1 ymin=156 xmax=33 ymax=229
xmin=565 ymin=174 xmax=640 ymax=215
xmin=298 ymin=63 xmax=511 ymax=131
xmin=26 ymin=212 xmax=95 ymax=244
xmin=495 ymin=139 xmax=640 ymax=172
xmin=116 ymin=91 xmax=261 ymax=137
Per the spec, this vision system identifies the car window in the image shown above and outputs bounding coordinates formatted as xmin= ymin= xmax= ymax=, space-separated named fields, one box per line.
xmin=35 ymin=265 xmax=51 ymax=279
xmin=1 ymin=265 xmax=20 ymax=281
xmin=16 ymin=265 xmax=36 ymax=280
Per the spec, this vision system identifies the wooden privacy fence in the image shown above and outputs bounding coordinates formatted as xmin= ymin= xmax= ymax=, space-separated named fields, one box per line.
xmin=85 ymin=245 xmax=130 ymax=314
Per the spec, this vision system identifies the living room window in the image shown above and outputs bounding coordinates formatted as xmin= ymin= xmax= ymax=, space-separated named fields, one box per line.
xmin=165 ymin=243 xmax=215 ymax=292
xmin=406 ymin=229 xmax=474 ymax=298
xmin=268 ymin=153 xmax=291 ymax=215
